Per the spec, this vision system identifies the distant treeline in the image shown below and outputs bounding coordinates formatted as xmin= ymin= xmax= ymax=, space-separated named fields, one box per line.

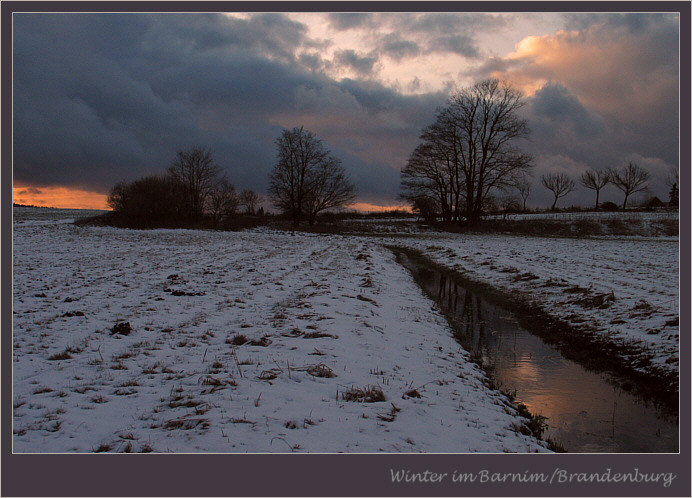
xmin=13 ymin=203 xmax=52 ymax=208
xmin=95 ymin=147 xmax=262 ymax=229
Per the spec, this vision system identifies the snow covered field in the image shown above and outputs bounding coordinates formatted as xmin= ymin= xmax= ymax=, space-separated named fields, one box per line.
xmin=389 ymin=233 xmax=679 ymax=378
xmin=12 ymin=218 xmax=547 ymax=453
xmin=11 ymin=206 xmax=678 ymax=453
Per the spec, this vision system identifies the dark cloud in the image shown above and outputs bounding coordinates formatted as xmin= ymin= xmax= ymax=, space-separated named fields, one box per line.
xmin=390 ymin=13 xmax=506 ymax=35
xmin=379 ymin=33 xmax=421 ymax=61
xmin=298 ymin=52 xmax=327 ymax=71
xmin=530 ymin=83 xmax=605 ymax=138
xmin=333 ymin=49 xmax=378 ymax=76
xmin=327 ymin=13 xmax=374 ymax=31
xmin=13 ymin=13 xmax=444 ymax=204
xmin=562 ymin=13 xmax=676 ymax=33
xmin=385 ymin=13 xmax=507 ymax=59
xmin=18 ymin=188 xmax=42 ymax=195
xmin=429 ymin=34 xmax=478 ymax=58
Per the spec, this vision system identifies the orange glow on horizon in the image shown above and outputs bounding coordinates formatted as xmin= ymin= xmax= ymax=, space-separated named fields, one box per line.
xmin=347 ymin=202 xmax=412 ymax=213
xmin=13 ymin=184 xmax=409 ymax=214
xmin=13 ymin=184 xmax=109 ymax=210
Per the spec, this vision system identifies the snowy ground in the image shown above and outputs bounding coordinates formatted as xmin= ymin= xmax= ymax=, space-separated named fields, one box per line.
xmin=12 ymin=206 xmax=106 ymax=227
xmin=388 ymin=233 xmax=679 ymax=377
xmin=12 ymin=219 xmax=547 ymax=453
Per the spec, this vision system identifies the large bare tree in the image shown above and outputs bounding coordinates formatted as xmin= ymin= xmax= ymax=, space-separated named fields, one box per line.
xmin=268 ymin=127 xmax=355 ymax=225
xmin=541 ymin=172 xmax=575 ymax=211
xmin=168 ymin=146 xmax=222 ymax=222
xmin=400 ymin=79 xmax=533 ymax=226
xmin=609 ymin=162 xmax=650 ymax=209
xmin=579 ymin=169 xmax=610 ymax=209
xmin=450 ymin=79 xmax=533 ymax=225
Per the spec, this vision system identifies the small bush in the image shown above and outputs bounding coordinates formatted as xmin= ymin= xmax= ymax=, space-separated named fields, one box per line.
xmin=600 ymin=201 xmax=620 ymax=211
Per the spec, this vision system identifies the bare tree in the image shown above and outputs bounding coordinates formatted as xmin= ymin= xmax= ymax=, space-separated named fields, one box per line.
xmin=168 ymin=147 xmax=222 ymax=222
xmin=609 ymin=162 xmax=650 ymax=209
xmin=239 ymin=189 xmax=259 ymax=215
xmin=450 ymin=79 xmax=533 ymax=225
xmin=513 ymin=177 xmax=532 ymax=212
xmin=400 ymin=118 xmax=464 ymax=222
xmin=400 ymin=144 xmax=452 ymax=222
xmin=498 ymin=194 xmax=521 ymax=219
xmin=207 ymin=178 xmax=238 ymax=226
xmin=409 ymin=196 xmax=440 ymax=223
xmin=303 ymin=158 xmax=356 ymax=224
xmin=400 ymin=79 xmax=533 ymax=226
xmin=268 ymin=127 xmax=355 ymax=225
xmin=665 ymin=166 xmax=679 ymax=208
xmin=542 ymin=172 xmax=575 ymax=211
xmin=580 ymin=169 xmax=610 ymax=209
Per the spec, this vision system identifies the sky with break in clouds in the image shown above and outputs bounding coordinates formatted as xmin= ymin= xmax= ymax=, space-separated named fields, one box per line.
xmin=12 ymin=12 xmax=679 ymax=210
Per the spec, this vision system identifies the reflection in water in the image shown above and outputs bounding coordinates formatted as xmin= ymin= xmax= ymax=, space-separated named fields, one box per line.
xmin=401 ymin=255 xmax=678 ymax=453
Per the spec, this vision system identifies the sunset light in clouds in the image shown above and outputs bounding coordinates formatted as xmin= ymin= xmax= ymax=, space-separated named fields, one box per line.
xmin=13 ymin=12 xmax=679 ymax=210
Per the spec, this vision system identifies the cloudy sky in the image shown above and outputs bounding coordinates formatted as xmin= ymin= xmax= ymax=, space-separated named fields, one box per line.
xmin=13 ymin=11 xmax=679 ymax=210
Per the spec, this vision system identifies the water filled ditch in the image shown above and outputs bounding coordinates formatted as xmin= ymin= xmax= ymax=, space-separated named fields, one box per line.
xmin=394 ymin=249 xmax=678 ymax=453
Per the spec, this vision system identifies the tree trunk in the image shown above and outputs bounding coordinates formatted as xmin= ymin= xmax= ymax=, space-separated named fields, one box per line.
xmin=551 ymin=197 xmax=558 ymax=211
xmin=595 ymin=190 xmax=600 ymax=210
xmin=623 ymin=193 xmax=629 ymax=210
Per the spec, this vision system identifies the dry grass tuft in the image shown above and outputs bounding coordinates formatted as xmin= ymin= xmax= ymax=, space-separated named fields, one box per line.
xmin=342 ymin=385 xmax=385 ymax=403
xmin=258 ymin=370 xmax=279 ymax=381
xmin=305 ymin=363 xmax=336 ymax=378
xmin=572 ymin=291 xmax=616 ymax=309
xmin=110 ymin=321 xmax=133 ymax=336
xmin=248 ymin=336 xmax=273 ymax=347
xmin=227 ymin=334 xmax=249 ymax=346
xmin=48 ymin=350 xmax=72 ymax=361
xmin=163 ymin=418 xmax=208 ymax=430
xmin=402 ymin=389 xmax=421 ymax=399
xmin=303 ymin=331 xmax=337 ymax=339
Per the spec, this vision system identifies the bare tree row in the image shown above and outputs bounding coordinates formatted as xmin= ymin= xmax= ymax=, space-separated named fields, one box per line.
xmin=542 ymin=162 xmax=652 ymax=211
